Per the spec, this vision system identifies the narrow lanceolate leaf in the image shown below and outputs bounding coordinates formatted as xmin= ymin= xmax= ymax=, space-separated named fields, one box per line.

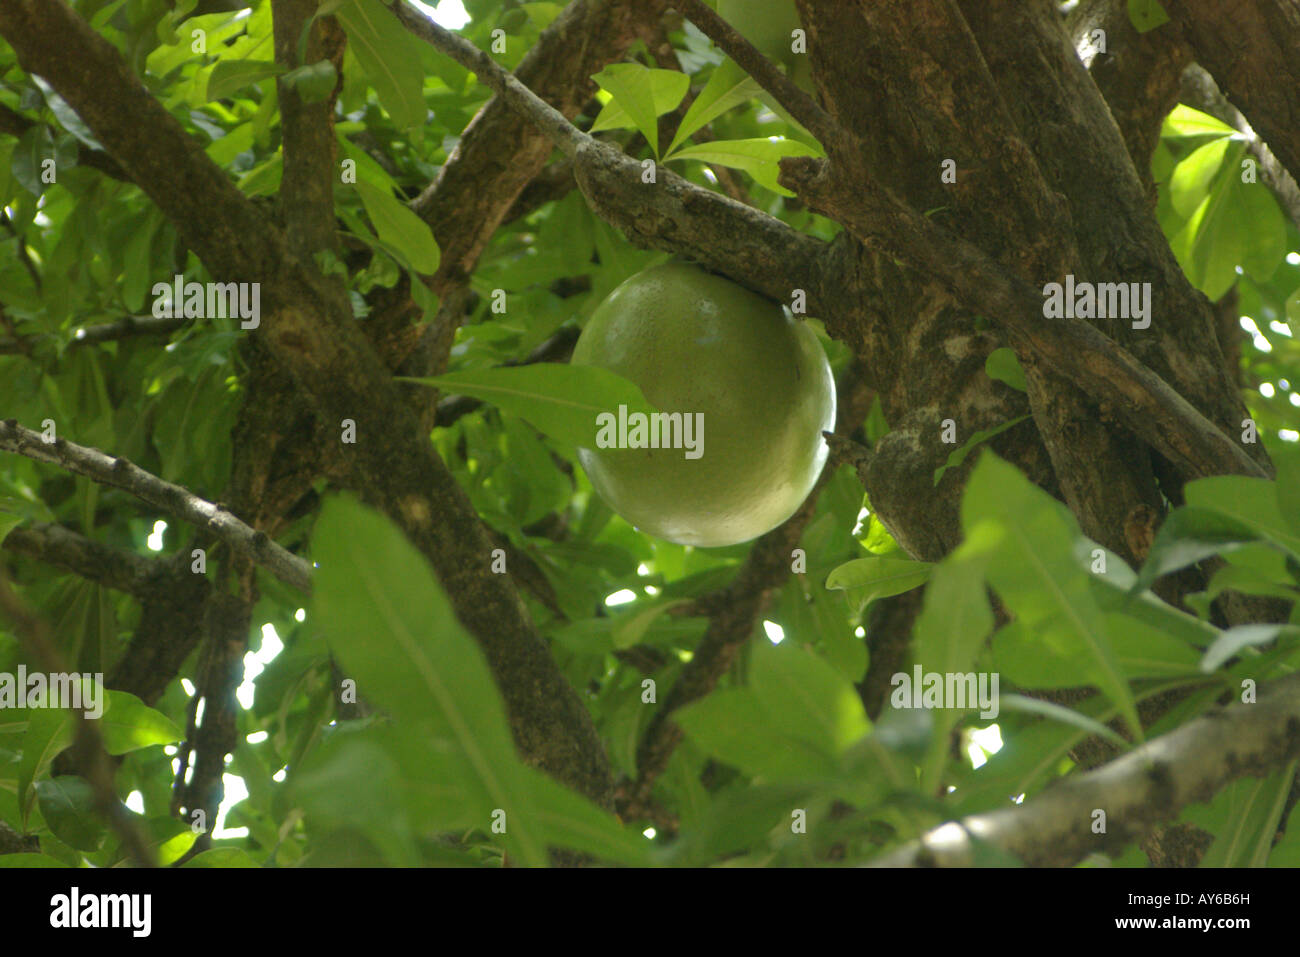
xmin=666 ymin=59 xmax=762 ymax=157
xmin=666 ymin=137 xmax=819 ymax=195
xmin=933 ymin=415 xmax=1031 ymax=486
xmin=963 ymin=452 xmax=1141 ymax=738
xmin=400 ymin=364 xmax=659 ymax=450
xmin=309 ymin=497 xmax=651 ymax=866
xmin=310 ymin=496 xmax=546 ymax=864
xmin=354 ymin=180 xmax=440 ymax=275
xmin=825 ymin=556 xmax=932 ymax=613
xmin=1199 ymin=624 xmax=1300 ymax=673
xmin=912 ymin=555 xmax=993 ymax=679
xmin=335 ymin=0 xmax=426 ymax=130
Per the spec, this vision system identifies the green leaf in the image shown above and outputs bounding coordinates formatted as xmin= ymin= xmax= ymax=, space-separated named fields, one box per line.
xmin=1237 ymin=180 xmax=1287 ymax=282
xmin=825 ymin=556 xmax=932 ymax=613
xmin=675 ymin=689 xmax=839 ymax=780
xmin=1106 ymin=612 xmax=1203 ymax=679
xmin=1131 ymin=506 xmax=1260 ymax=593
xmin=1185 ymin=475 xmax=1300 ymax=560
xmin=666 ymin=58 xmax=762 ymax=157
xmin=289 ymin=732 xmax=422 ymax=867
xmin=17 ymin=708 xmax=71 ymax=828
xmin=97 ymin=689 xmax=184 ymax=755
xmin=590 ymin=63 xmax=689 ymax=158
xmin=1189 ymin=764 xmax=1297 ymax=867
xmin=1200 ymin=624 xmax=1300 ymax=673
xmin=354 ymin=180 xmax=441 ymax=275
xmin=521 ymin=767 xmax=653 ymax=866
xmin=1161 ymin=105 xmax=1237 ymax=140
xmin=401 ymin=363 xmax=659 ymax=450
xmin=11 ymin=126 xmax=76 ymax=197
xmin=995 ymin=694 xmax=1129 ymax=749
xmin=665 ymin=137 xmax=819 ymax=196
xmin=610 ymin=599 xmax=688 ymax=650
xmin=1170 ymin=135 xmax=1233 ymax=219
xmin=282 ymin=60 xmax=339 ymax=104
xmin=963 ymin=453 xmax=1140 ymax=737
xmin=34 ymin=776 xmax=104 ymax=851
xmin=913 ymin=556 xmax=994 ymax=678
xmin=749 ymin=639 xmax=870 ymax=756
xmin=1275 ymin=443 xmax=1300 ymax=535
xmin=1127 ymin=0 xmax=1170 ymax=33
xmin=310 ymin=496 xmax=520 ymax=774
xmin=933 ymin=415 xmax=1031 ymax=486
xmin=335 ymin=0 xmax=427 ymax=130
xmin=984 ymin=348 xmax=1027 ymax=392
xmin=0 ymin=853 xmax=66 ymax=868
xmin=181 ymin=847 xmax=261 ymax=867
xmin=310 ymin=496 xmax=647 ymax=866
xmin=205 ymin=59 xmax=285 ymax=101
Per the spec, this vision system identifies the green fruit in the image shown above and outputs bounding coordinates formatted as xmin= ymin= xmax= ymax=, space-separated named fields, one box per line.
xmin=571 ymin=262 xmax=836 ymax=547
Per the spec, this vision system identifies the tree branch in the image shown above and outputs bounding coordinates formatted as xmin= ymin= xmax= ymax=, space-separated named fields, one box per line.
xmin=2 ymin=521 xmax=164 ymax=598
xmin=0 ymin=421 xmax=313 ymax=592
xmin=1165 ymin=0 xmax=1300 ymax=184
xmin=778 ymin=156 xmax=1268 ymax=483
xmin=672 ymin=0 xmax=837 ymax=147
xmin=1180 ymin=62 xmax=1300 ymax=229
xmin=408 ymin=0 xmax=669 ymax=295
xmin=389 ymin=0 xmax=830 ymax=309
xmin=0 ymin=1 xmax=618 ymax=805
xmin=870 ymin=672 xmax=1300 ymax=867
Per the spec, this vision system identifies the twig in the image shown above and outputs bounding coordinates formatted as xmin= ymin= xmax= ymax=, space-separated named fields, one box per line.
xmin=0 ymin=570 xmax=157 ymax=867
xmin=69 ymin=314 xmax=192 ymax=346
xmin=3 ymin=521 xmax=165 ymax=598
xmin=0 ymin=420 xmax=313 ymax=593
xmin=870 ymin=672 xmax=1300 ymax=866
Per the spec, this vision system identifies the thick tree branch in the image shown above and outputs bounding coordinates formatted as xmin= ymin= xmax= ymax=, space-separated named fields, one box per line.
xmin=779 ymin=156 xmax=1268 ymax=482
xmin=1068 ymin=0 xmax=1192 ymax=184
xmin=0 ymin=421 xmax=313 ymax=592
xmin=2 ymin=521 xmax=163 ymax=597
xmin=871 ymin=672 xmax=1300 ymax=867
xmin=272 ymin=0 xmax=345 ymax=262
xmin=1165 ymin=0 xmax=1300 ymax=184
